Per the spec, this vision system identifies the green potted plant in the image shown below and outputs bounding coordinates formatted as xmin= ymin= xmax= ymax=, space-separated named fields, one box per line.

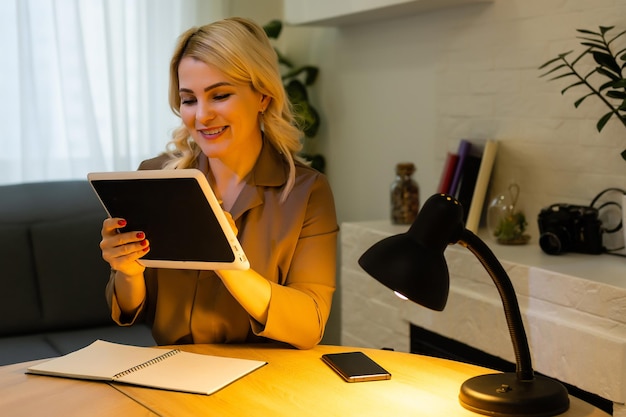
xmin=263 ymin=20 xmax=325 ymax=172
xmin=538 ymin=25 xmax=626 ymax=161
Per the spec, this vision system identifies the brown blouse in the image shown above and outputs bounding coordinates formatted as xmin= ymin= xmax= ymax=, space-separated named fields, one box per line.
xmin=106 ymin=141 xmax=338 ymax=349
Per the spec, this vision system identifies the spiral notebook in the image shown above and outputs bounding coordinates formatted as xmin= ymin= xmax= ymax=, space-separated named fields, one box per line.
xmin=27 ymin=340 xmax=267 ymax=395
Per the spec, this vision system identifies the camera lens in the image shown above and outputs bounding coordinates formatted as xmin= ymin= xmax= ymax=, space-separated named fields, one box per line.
xmin=539 ymin=229 xmax=570 ymax=255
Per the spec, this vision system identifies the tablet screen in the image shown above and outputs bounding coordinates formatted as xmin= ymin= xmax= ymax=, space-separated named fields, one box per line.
xmin=88 ymin=170 xmax=249 ymax=270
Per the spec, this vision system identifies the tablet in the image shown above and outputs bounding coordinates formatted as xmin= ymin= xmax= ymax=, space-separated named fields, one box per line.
xmin=87 ymin=169 xmax=249 ymax=271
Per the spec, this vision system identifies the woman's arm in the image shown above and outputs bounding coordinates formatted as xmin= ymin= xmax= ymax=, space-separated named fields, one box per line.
xmin=112 ymin=270 xmax=147 ymax=317
xmin=219 ymin=173 xmax=338 ymax=349
xmin=216 ymin=269 xmax=271 ymax=324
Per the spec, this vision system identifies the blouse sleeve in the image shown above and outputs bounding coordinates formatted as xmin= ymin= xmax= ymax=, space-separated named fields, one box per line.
xmin=251 ymin=173 xmax=339 ymax=349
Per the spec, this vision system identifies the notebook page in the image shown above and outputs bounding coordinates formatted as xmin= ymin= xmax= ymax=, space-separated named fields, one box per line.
xmin=28 ymin=340 xmax=176 ymax=381
xmin=116 ymin=350 xmax=267 ymax=395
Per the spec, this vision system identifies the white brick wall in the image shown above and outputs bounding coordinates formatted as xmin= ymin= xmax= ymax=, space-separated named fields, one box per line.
xmin=435 ymin=0 xmax=626 ymax=240
xmin=311 ymin=0 xmax=626 ymax=232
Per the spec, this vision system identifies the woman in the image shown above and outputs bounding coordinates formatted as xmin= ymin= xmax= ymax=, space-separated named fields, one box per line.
xmin=100 ymin=17 xmax=338 ymax=350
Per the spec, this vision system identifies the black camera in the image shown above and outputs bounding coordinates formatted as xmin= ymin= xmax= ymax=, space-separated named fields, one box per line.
xmin=537 ymin=203 xmax=604 ymax=255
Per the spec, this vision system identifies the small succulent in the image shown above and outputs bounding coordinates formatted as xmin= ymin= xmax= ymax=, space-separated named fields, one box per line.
xmin=494 ymin=211 xmax=528 ymax=244
xmin=539 ymin=26 xmax=626 ymax=161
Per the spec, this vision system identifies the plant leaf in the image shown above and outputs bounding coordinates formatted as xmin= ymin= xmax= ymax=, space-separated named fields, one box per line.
xmin=263 ymin=20 xmax=282 ymax=39
xmin=577 ymin=34 xmax=604 ymax=42
xmin=547 ymin=72 xmax=578 ymax=82
xmin=593 ymin=51 xmax=621 ymax=74
xmin=282 ymin=65 xmax=319 ymax=85
xmin=596 ymin=66 xmax=620 ymax=82
xmin=577 ymin=28 xmax=602 ymax=36
xmin=302 ymin=103 xmax=320 ymax=137
xmin=302 ymin=66 xmax=319 ymax=85
xmin=580 ymin=40 xmax=608 ymax=51
xmin=606 ymin=90 xmax=626 ymax=99
xmin=599 ymin=79 xmax=618 ymax=91
xmin=611 ymin=79 xmax=626 ymax=88
xmin=275 ymin=49 xmax=294 ymax=68
xmin=538 ymin=56 xmax=567 ymax=70
xmin=299 ymin=152 xmax=326 ymax=172
xmin=561 ymin=81 xmax=585 ymax=94
xmin=599 ymin=25 xmax=616 ymax=35
xmin=597 ymin=111 xmax=614 ymax=131
xmin=574 ymin=92 xmax=595 ymax=107
xmin=285 ymin=79 xmax=309 ymax=103
xmin=539 ymin=63 xmax=570 ymax=77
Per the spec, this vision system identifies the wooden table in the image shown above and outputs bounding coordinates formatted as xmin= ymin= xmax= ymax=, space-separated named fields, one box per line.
xmin=0 ymin=344 xmax=610 ymax=417
xmin=0 ymin=359 xmax=157 ymax=417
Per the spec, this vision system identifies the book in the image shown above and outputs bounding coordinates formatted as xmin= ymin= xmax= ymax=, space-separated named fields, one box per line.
xmin=437 ymin=152 xmax=459 ymax=194
xmin=448 ymin=140 xmax=472 ymax=197
xmin=456 ymin=153 xmax=482 ymax=222
xmin=465 ymin=140 xmax=499 ymax=233
xmin=27 ymin=340 xmax=267 ymax=395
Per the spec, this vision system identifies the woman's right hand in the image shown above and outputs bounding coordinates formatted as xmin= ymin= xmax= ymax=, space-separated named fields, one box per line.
xmin=100 ymin=218 xmax=150 ymax=277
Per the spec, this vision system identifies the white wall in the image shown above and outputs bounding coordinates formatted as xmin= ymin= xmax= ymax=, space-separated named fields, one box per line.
xmin=227 ymin=0 xmax=282 ymax=26
xmin=290 ymin=1 xmax=626 ymax=241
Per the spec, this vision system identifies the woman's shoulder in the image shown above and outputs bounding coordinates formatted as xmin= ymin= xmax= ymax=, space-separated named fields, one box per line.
xmin=292 ymin=159 xmax=334 ymax=197
xmin=137 ymin=153 xmax=174 ymax=170
xmin=294 ymin=159 xmax=327 ymax=181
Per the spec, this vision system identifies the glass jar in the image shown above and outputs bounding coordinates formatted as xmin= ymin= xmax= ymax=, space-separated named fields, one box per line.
xmin=487 ymin=183 xmax=530 ymax=245
xmin=391 ymin=162 xmax=420 ymax=224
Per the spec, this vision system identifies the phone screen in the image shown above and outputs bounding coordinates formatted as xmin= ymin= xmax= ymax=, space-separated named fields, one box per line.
xmin=321 ymin=351 xmax=391 ymax=382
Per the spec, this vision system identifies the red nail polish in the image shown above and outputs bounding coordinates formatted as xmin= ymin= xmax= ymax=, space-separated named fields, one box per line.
xmin=118 ymin=219 xmax=127 ymax=226
xmin=140 ymin=239 xmax=148 ymax=246
xmin=136 ymin=232 xmax=145 ymax=239
xmin=143 ymin=247 xmax=150 ymax=252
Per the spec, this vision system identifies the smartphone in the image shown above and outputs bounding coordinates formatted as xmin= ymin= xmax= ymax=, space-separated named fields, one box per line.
xmin=321 ymin=351 xmax=391 ymax=382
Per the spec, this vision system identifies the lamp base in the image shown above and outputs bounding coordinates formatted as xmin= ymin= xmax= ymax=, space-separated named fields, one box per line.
xmin=459 ymin=373 xmax=570 ymax=417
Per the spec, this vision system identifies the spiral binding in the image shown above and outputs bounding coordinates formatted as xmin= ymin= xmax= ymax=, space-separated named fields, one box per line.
xmin=112 ymin=348 xmax=181 ymax=379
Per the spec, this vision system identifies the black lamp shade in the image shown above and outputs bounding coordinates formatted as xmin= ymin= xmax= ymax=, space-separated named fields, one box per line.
xmin=358 ymin=234 xmax=449 ymax=310
xmin=358 ymin=194 xmax=464 ymax=311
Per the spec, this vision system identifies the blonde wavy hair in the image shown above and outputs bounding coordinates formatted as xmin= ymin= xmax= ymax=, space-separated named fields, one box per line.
xmin=164 ymin=17 xmax=303 ymax=199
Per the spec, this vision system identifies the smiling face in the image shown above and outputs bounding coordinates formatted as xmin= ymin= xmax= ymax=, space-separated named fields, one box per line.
xmin=177 ymin=56 xmax=268 ymax=163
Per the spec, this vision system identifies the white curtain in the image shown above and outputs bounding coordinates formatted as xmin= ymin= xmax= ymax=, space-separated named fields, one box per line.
xmin=0 ymin=0 xmax=217 ymax=185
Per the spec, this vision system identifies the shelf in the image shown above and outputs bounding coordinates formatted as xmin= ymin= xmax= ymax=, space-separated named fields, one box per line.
xmin=284 ymin=0 xmax=494 ymax=26
xmin=348 ymin=220 xmax=625 ymax=288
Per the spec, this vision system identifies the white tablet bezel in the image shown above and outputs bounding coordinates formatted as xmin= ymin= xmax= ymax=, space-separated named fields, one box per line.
xmin=87 ymin=169 xmax=249 ymax=271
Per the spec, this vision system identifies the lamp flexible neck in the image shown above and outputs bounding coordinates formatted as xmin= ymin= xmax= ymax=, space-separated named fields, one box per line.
xmin=459 ymin=229 xmax=535 ymax=381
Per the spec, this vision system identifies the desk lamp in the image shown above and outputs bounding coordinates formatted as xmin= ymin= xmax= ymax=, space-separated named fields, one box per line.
xmin=358 ymin=193 xmax=570 ymax=417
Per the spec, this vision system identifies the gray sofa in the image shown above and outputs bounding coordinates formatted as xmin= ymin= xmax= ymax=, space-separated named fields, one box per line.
xmin=0 ymin=180 xmax=154 ymax=366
